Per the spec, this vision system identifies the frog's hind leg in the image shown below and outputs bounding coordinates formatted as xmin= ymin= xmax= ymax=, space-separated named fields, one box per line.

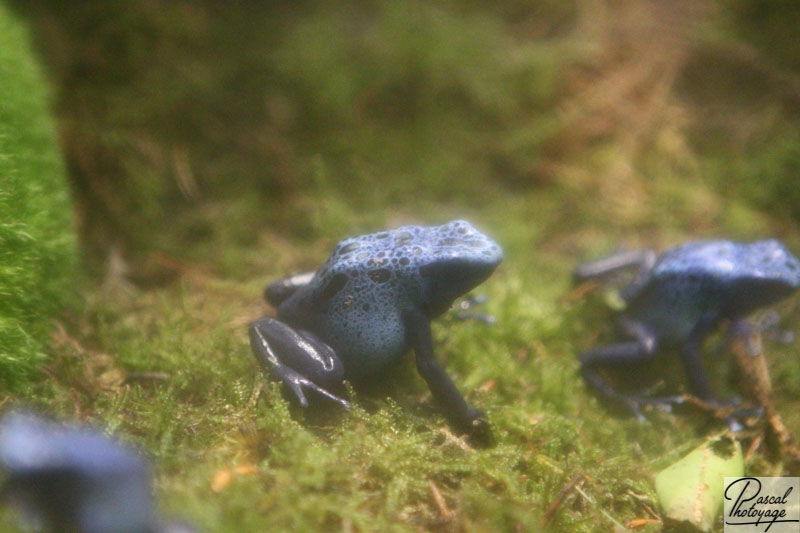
xmin=579 ymin=319 xmax=678 ymax=420
xmin=573 ymin=249 xmax=656 ymax=281
xmin=264 ymin=271 xmax=316 ymax=307
xmin=249 ymin=317 xmax=351 ymax=408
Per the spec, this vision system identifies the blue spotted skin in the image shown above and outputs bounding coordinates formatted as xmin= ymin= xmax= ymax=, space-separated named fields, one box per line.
xmin=577 ymin=239 xmax=800 ymax=423
xmin=250 ymin=220 xmax=502 ymax=436
xmin=627 ymin=240 xmax=800 ymax=344
xmin=0 ymin=412 xmax=195 ymax=533
xmin=277 ymin=220 xmax=503 ymax=379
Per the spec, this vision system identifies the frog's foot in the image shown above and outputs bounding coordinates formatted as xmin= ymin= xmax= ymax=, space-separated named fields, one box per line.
xmin=626 ymin=395 xmax=686 ymax=421
xmin=708 ymin=396 xmax=765 ymax=429
xmin=724 ymin=406 xmax=765 ymax=433
xmin=249 ymin=318 xmax=350 ymax=409
xmin=729 ymin=315 xmax=794 ymax=356
xmin=277 ymin=366 xmax=351 ymax=409
xmin=678 ymin=394 xmax=764 ymax=432
xmin=709 ymin=402 xmax=764 ymax=433
xmin=463 ymin=407 xmax=492 ymax=446
xmin=454 ymin=293 xmax=496 ymax=325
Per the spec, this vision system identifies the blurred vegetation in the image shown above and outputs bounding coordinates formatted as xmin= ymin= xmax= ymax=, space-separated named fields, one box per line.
xmin=0 ymin=2 xmax=75 ymax=388
xmin=3 ymin=0 xmax=800 ymax=531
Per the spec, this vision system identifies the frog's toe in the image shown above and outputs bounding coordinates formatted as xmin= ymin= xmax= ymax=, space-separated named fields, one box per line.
xmin=307 ymin=382 xmax=352 ymax=409
xmin=282 ymin=369 xmax=351 ymax=409
xmin=627 ymin=395 xmax=685 ymax=420
xmin=464 ymin=406 xmax=485 ymax=424
xmin=723 ymin=407 xmax=763 ymax=433
xmin=287 ymin=379 xmax=309 ymax=408
xmin=456 ymin=311 xmax=497 ymax=324
xmin=625 ymin=398 xmax=648 ymax=422
xmin=464 ymin=409 xmax=492 ymax=445
xmin=629 ymin=404 xmax=646 ymax=422
xmin=722 ymin=394 xmax=742 ymax=408
xmin=726 ymin=405 xmax=764 ymax=431
xmin=455 ymin=294 xmax=496 ymax=325
xmin=726 ymin=417 xmax=744 ymax=433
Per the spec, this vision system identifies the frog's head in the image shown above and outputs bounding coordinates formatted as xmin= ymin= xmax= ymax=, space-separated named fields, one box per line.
xmin=418 ymin=220 xmax=503 ymax=316
xmin=726 ymin=239 xmax=800 ymax=314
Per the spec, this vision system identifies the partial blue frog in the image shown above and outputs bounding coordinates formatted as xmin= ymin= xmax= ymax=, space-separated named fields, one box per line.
xmin=249 ymin=220 xmax=503 ymax=437
xmin=574 ymin=239 xmax=800 ymax=427
xmin=0 ymin=411 xmax=196 ymax=533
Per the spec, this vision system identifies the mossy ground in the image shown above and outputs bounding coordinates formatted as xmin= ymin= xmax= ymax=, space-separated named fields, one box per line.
xmin=4 ymin=1 xmax=800 ymax=532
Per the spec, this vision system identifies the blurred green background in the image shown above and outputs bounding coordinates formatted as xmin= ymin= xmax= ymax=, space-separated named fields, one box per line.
xmin=2 ymin=0 xmax=800 ymax=531
xmin=12 ymin=0 xmax=800 ymax=273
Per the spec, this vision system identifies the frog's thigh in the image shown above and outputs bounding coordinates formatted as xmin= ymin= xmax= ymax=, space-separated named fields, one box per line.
xmin=249 ymin=317 xmax=344 ymax=387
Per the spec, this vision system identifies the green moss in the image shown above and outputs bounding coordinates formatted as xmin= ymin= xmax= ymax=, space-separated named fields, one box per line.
xmin=0 ymin=2 xmax=76 ymax=387
xmin=2 ymin=2 xmax=799 ymax=532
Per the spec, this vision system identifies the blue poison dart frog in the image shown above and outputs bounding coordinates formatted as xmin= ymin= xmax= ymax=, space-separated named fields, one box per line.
xmin=0 ymin=411 xmax=196 ymax=533
xmin=249 ymin=220 xmax=503 ymax=436
xmin=574 ymin=239 xmax=800 ymax=427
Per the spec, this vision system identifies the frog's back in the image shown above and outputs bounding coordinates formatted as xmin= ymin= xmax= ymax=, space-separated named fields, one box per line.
xmin=302 ymin=226 xmax=425 ymax=377
xmin=651 ymin=239 xmax=799 ymax=283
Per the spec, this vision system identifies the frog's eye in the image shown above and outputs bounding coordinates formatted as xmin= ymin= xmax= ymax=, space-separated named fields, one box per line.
xmin=320 ymin=273 xmax=348 ymax=302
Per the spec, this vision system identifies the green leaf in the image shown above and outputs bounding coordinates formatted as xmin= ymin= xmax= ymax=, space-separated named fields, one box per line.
xmin=655 ymin=434 xmax=744 ymax=532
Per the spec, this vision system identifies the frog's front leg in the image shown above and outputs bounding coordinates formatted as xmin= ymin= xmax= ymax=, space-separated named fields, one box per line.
xmin=679 ymin=312 xmax=720 ymax=402
xmin=403 ymin=309 xmax=488 ymax=436
xmin=249 ymin=317 xmax=351 ymax=408
xmin=263 ymin=271 xmax=316 ymax=307
xmin=681 ymin=313 xmax=765 ymax=431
